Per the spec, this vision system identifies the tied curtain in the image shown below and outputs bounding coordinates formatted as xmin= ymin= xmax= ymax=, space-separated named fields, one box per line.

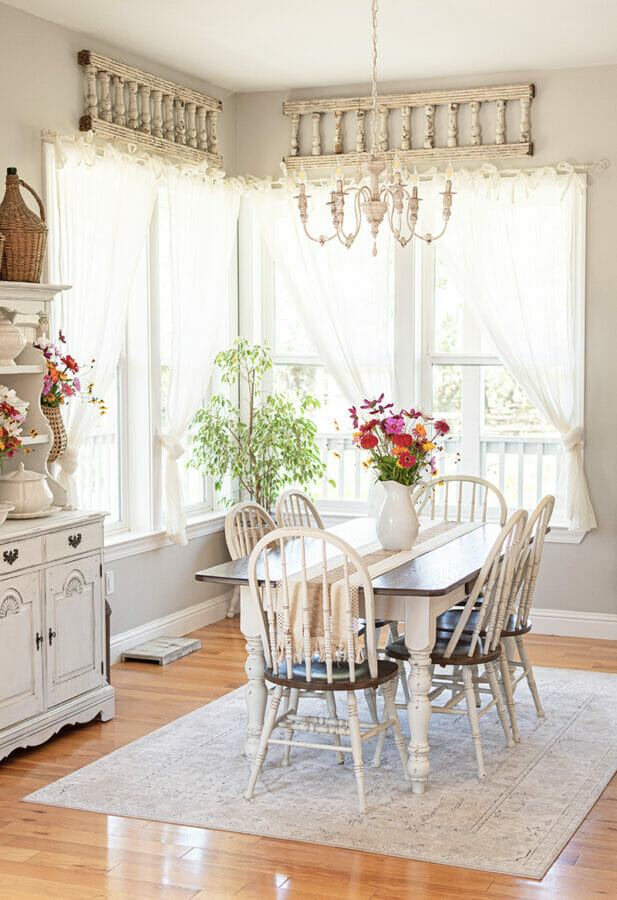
xmin=159 ymin=169 xmax=240 ymax=545
xmin=45 ymin=137 xmax=240 ymax=543
xmin=438 ymin=168 xmax=596 ymax=531
xmin=44 ymin=138 xmax=158 ymax=507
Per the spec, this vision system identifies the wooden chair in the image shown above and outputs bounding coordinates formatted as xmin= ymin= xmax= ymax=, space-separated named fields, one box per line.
xmin=244 ymin=526 xmax=409 ymax=813
xmin=412 ymin=474 xmax=508 ymax=526
xmin=224 ymin=501 xmax=276 ymax=616
xmin=275 ymin=488 xmax=324 ymax=529
xmin=386 ymin=510 xmax=528 ymax=779
xmin=435 ymin=496 xmax=555 ymax=741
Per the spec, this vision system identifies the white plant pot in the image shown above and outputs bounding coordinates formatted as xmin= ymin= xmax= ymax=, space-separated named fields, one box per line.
xmin=376 ymin=480 xmax=419 ymax=551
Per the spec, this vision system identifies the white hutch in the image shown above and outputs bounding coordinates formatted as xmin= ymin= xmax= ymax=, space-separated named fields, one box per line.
xmin=0 ymin=282 xmax=113 ymax=763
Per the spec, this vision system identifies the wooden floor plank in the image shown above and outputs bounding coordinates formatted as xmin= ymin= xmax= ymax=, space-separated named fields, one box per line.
xmin=0 ymin=618 xmax=615 ymax=898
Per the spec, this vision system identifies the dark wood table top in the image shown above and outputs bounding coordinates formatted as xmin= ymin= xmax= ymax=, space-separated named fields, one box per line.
xmin=195 ymin=517 xmax=502 ymax=597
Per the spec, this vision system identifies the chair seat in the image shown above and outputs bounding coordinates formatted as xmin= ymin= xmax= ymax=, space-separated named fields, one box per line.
xmin=265 ymin=657 xmax=400 ymax=691
xmin=385 ymin=634 xmax=502 ymax=667
xmin=436 ymin=608 xmax=532 ymax=638
xmin=358 ymin=617 xmax=395 ymax=636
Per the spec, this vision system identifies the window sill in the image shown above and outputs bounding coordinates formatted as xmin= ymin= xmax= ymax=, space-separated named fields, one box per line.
xmin=104 ymin=510 xmax=226 ymax=561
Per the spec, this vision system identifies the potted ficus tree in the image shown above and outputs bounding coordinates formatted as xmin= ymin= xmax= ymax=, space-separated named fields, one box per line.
xmin=189 ymin=338 xmax=326 ymax=510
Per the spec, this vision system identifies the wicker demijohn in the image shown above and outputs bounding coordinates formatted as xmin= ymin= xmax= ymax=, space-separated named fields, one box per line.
xmin=43 ymin=406 xmax=68 ymax=463
xmin=0 ymin=168 xmax=48 ymax=283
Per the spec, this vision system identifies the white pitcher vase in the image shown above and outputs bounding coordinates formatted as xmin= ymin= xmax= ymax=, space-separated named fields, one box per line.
xmin=376 ymin=480 xmax=419 ymax=551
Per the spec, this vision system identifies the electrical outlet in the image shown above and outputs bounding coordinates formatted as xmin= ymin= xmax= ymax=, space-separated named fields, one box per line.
xmin=105 ymin=570 xmax=115 ymax=595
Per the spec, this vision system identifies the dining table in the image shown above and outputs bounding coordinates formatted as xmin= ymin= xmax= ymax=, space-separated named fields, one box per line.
xmin=195 ymin=516 xmax=502 ymax=795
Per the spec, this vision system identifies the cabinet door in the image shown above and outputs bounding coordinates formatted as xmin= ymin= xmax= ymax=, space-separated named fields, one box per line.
xmin=45 ymin=555 xmax=104 ymax=707
xmin=0 ymin=573 xmax=45 ymax=730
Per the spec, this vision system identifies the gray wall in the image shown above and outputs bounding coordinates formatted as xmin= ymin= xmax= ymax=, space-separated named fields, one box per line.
xmin=234 ymin=67 xmax=617 ymax=618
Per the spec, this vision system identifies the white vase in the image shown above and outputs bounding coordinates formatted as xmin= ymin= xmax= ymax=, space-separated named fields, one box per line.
xmin=0 ymin=313 xmax=26 ymax=366
xmin=376 ymin=480 xmax=419 ymax=551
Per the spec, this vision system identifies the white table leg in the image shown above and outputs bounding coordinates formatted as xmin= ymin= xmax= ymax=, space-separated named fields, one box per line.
xmin=405 ymin=596 xmax=435 ymax=794
xmin=240 ymin=585 xmax=267 ymax=758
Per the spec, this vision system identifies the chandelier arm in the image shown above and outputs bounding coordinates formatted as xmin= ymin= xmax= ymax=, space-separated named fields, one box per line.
xmin=301 ymin=221 xmax=340 ymax=245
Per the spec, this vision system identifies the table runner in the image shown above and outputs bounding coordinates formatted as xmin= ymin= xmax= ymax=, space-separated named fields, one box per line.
xmin=276 ymin=519 xmax=483 ymax=664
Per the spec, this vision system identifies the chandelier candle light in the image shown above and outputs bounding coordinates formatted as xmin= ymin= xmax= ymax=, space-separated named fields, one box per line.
xmin=295 ymin=0 xmax=455 ymax=255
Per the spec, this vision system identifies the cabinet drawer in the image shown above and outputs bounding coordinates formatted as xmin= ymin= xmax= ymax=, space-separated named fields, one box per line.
xmin=45 ymin=522 xmax=102 ymax=562
xmin=0 ymin=536 xmax=43 ymax=575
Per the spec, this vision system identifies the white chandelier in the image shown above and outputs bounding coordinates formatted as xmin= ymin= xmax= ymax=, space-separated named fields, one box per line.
xmin=295 ymin=0 xmax=454 ymax=256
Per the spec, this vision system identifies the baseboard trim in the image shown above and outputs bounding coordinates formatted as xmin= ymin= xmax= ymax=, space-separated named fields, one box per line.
xmin=110 ymin=591 xmax=233 ymax=663
xmin=532 ymin=607 xmax=617 ymax=641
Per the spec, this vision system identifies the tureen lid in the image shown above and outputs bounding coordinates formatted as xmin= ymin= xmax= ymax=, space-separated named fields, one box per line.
xmin=0 ymin=463 xmax=47 ymax=482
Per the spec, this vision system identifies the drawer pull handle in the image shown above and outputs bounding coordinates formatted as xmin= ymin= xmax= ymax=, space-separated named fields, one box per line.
xmin=36 ymin=632 xmax=43 ymax=650
xmin=68 ymin=533 xmax=82 ymax=549
xmin=3 ymin=548 xmax=18 ymax=565
xmin=48 ymin=628 xmax=56 ymax=646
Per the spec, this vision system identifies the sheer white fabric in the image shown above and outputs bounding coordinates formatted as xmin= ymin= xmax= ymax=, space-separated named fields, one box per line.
xmin=159 ymin=169 xmax=240 ymax=544
xmin=44 ymin=138 xmax=158 ymax=507
xmin=247 ymin=184 xmax=396 ymax=405
xmin=247 ymin=183 xmax=396 ymax=514
xmin=439 ymin=168 xmax=595 ymax=531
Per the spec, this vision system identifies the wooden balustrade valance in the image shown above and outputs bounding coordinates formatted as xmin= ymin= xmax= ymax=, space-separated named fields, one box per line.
xmin=282 ymin=83 xmax=534 ymax=170
xmin=78 ymin=50 xmax=224 ymax=168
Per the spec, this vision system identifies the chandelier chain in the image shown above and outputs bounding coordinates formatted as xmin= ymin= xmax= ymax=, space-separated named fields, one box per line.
xmin=370 ymin=0 xmax=379 ymax=157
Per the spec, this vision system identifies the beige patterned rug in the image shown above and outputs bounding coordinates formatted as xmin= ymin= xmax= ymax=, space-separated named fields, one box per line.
xmin=23 ymin=667 xmax=617 ymax=879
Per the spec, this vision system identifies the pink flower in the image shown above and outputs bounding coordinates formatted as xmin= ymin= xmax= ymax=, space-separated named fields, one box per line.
xmin=396 ymin=451 xmax=417 ymax=469
xmin=434 ymin=419 xmax=450 ymax=435
xmin=348 ymin=406 xmax=359 ymax=428
xmin=73 ymin=377 xmax=81 ymax=392
xmin=384 ymin=415 xmax=405 ymax=435
xmin=430 ymin=456 xmax=438 ymax=473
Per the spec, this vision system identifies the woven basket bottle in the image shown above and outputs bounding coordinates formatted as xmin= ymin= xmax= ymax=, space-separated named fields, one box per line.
xmin=0 ymin=233 xmax=5 ymax=272
xmin=42 ymin=406 xmax=68 ymax=463
xmin=0 ymin=168 xmax=48 ymax=283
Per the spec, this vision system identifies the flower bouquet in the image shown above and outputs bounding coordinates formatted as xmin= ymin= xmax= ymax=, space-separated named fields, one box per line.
xmin=33 ymin=331 xmax=105 ymax=462
xmin=0 ymin=386 xmax=28 ymax=462
xmin=349 ymin=395 xmax=451 ymax=550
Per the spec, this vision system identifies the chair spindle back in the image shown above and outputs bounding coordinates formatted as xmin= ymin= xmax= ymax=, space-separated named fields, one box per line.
xmin=224 ymin=501 xmax=276 ymax=560
xmin=443 ymin=509 xmax=528 ymax=658
xmin=413 ymin=475 xmax=507 ymax=526
xmin=276 ymin=489 xmax=324 ymax=529
xmin=248 ymin=526 xmax=378 ymax=684
xmin=509 ymin=495 xmax=555 ymax=629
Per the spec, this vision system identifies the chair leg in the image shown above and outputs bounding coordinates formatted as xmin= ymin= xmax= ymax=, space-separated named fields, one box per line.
xmin=325 ymin=692 xmax=345 ymax=765
xmin=515 ymin=634 xmax=545 ymax=718
xmin=282 ymin=688 xmax=299 ymax=766
xmin=473 ymin=672 xmax=482 ymax=708
xmin=499 ymin=647 xmax=521 ymax=743
xmin=462 ymin=667 xmax=486 ymax=780
xmin=245 ymin=685 xmax=284 ymax=800
xmin=364 ymin=687 xmax=379 ymax=724
xmin=383 ymin=678 xmax=410 ymax=780
xmin=347 ymin=691 xmax=367 ymax=814
xmin=486 ymin=661 xmax=515 ymax=748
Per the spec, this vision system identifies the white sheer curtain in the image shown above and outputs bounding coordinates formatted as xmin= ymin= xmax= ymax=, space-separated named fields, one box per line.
xmin=439 ymin=168 xmax=596 ymax=531
xmin=248 ymin=183 xmax=396 ymax=513
xmin=248 ymin=183 xmax=396 ymax=405
xmin=44 ymin=138 xmax=158 ymax=507
xmin=158 ymin=168 xmax=240 ymax=545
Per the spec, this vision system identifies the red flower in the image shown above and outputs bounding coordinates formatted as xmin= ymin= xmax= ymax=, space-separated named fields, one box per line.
xmin=359 ymin=418 xmax=378 ymax=433
xmin=392 ymin=432 xmax=413 ymax=448
xmin=434 ymin=419 xmax=450 ymax=435
xmin=396 ymin=451 xmax=417 ymax=469
xmin=360 ymin=433 xmax=378 ymax=450
xmin=62 ymin=354 xmax=79 ymax=373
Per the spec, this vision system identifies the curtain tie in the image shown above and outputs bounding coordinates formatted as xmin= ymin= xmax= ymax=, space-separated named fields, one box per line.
xmin=57 ymin=445 xmax=79 ymax=475
xmin=158 ymin=432 xmax=185 ymax=460
xmin=562 ymin=427 xmax=584 ymax=453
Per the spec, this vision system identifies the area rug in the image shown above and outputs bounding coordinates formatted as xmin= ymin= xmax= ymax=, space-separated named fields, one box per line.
xmin=23 ymin=667 xmax=617 ymax=879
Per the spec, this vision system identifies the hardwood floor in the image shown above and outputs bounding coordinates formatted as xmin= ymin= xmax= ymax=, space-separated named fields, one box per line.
xmin=0 ymin=619 xmax=615 ymax=899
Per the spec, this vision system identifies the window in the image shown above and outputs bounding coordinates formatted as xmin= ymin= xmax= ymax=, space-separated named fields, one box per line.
xmin=420 ymin=245 xmax=564 ymax=520
xmin=78 ymin=185 xmax=216 ymax=536
xmin=246 ymin=207 xmax=567 ymax=524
